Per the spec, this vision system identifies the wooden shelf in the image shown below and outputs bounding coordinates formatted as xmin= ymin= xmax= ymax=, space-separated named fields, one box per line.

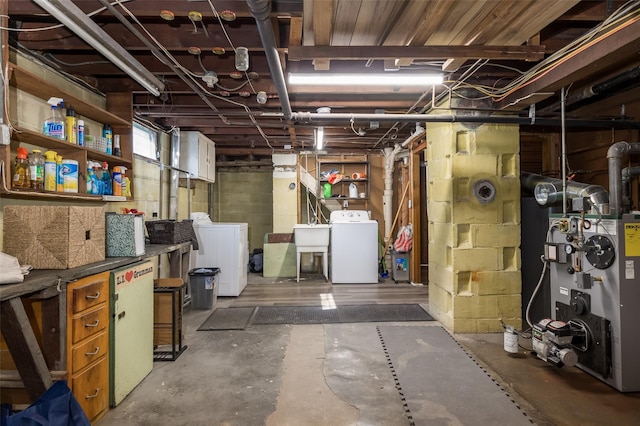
xmin=318 ymin=155 xmax=370 ymax=202
xmin=3 ymin=63 xmax=135 ymax=201
xmin=9 ymin=64 xmax=129 ymax=127
xmin=12 ymin=128 xmax=133 ymax=166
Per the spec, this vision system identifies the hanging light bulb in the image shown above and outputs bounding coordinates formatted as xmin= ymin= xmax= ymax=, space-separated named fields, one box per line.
xmin=256 ymin=91 xmax=267 ymax=104
xmin=235 ymin=47 xmax=249 ymax=71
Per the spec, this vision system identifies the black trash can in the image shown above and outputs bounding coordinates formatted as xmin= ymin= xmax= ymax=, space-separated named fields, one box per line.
xmin=188 ymin=267 xmax=220 ymax=310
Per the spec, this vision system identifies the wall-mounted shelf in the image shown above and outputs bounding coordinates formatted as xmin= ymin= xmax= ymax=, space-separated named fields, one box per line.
xmin=318 ymin=154 xmax=370 ymax=202
xmin=1 ymin=63 xmax=134 ymax=201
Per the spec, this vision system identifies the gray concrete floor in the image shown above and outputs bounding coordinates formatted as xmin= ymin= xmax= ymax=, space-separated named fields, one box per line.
xmin=99 ymin=275 xmax=640 ymax=426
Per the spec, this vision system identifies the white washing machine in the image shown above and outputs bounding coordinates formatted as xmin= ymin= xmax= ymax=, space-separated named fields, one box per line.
xmin=190 ymin=212 xmax=249 ymax=296
xmin=330 ymin=210 xmax=379 ymax=283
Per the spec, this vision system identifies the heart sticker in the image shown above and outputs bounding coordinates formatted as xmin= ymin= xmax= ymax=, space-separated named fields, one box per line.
xmin=125 ymin=271 xmax=134 ymax=282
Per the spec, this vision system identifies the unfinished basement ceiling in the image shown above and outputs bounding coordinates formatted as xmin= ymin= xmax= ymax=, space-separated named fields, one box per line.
xmin=6 ymin=0 xmax=640 ymax=158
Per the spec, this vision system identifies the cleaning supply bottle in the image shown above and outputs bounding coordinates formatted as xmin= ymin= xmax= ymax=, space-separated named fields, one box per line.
xmin=86 ymin=162 xmax=94 ymax=194
xmin=113 ymin=134 xmax=121 ymax=157
xmin=112 ymin=166 xmax=122 ymax=196
xmin=65 ymin=105 xmax=77 ymax=144
xmin=121 ymin=166 xmax=131 ymax=197
xmin=42 ymin=97 xmax=65 ymax=140
xmin=77 ymin=120 xmax=85 ymax=146
xmin=12 ymin=147 xmax=30 ymax=189
xmin=103 ymin=124 xmax=113 ymax=155
xmin=91 ymin=162 xmax=103 ymax=194
xmin=44 ymin=150 xmax=58 ymax=191
xmin=101 ymin=161 xmax=112 ymax=195
xmin=28 ymin=149 xmax=44 ymax=190
xmin=349 ymin=182 xmax=358 ymax=198
xmin=56 ymin=154 xmax=64 ymax=192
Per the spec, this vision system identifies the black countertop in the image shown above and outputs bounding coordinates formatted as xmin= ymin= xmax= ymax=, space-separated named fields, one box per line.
xmin=0 ymin=242 xmax=191 ymax=301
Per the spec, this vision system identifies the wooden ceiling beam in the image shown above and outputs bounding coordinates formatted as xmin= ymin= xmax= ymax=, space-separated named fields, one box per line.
xmin=312 ymin=0 xmax=333 ymax=70
xmin=288 ymin=45 xmax=545 ymax=61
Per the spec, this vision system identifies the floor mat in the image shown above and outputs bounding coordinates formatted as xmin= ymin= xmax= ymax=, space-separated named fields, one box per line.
xmin=252 ymin=304 xmax=433 ymax=325
xmin=198 ymin=307 xmax=257 ymax=330
xmin=377 ymin=325 xmax=533 ymax=426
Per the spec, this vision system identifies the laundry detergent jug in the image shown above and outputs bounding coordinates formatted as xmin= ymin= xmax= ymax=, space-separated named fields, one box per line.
xmin=349 ymin=182 xmax=358 ymax=198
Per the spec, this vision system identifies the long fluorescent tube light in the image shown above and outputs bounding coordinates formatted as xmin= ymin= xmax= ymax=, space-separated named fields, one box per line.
xmin=289 ymin=73 xmax=443 ymax=86
xmin=315 ymin=127 xmax=324 ymax=150
xmin=33 ymin=0 xmax=164 ymax=96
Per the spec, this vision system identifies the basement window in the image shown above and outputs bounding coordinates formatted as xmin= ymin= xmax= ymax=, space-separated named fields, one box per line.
xmin=133 ymin=122 xmax=159 ymax=160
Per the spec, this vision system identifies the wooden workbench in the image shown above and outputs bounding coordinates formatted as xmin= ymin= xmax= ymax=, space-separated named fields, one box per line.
xmin=0 ymin=242 xmax=192 ymax=402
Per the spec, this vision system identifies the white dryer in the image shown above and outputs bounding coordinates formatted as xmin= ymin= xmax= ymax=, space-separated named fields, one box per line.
xmin=330 ymin=210 xmax=379 ymax=283
xmin=190 ymin=212 xmax=248 ymax=296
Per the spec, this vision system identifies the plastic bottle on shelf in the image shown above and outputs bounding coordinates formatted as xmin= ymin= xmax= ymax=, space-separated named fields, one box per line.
xmin=91 ymin=162 xmax=103 ymax=194
xmin=28 ymin=149 xmax=45 ymax=190
xmin=86 ymin=162 xmax=94 ymax=194
xmin=77 ymin=120 xmax=85 ymax=146
xmin=12 ymin=147 xmax=30 ymax=189
xmin=121 ymin=166 xmax=131 ymax=197
xmin=112 ymin=166 xmax=122 ymax=196
xmin=113 ymin=134 xmax=121 ymax=157
xmin=44 ymin=150 xmax=58 ymax=191
xmin=56 ymin=154 xmax=64 ymax=192
xmin=42 ymin=104 xmax=65 ymax=140
xmin=101 ymin=161 xmax=112 ymax=195
xmin=65 ymin=105 xmax=77 ymax=144
xmin=103 ymin=124 xmax=113 ymax=155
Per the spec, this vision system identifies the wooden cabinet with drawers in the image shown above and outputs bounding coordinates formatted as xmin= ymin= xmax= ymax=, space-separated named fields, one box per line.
xmin=66 ymin=271 xmax=110 ymax=424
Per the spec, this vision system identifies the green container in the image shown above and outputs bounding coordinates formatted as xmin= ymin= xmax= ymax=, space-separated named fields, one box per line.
xmin=323 ymin=183 xmax=332 ymax=198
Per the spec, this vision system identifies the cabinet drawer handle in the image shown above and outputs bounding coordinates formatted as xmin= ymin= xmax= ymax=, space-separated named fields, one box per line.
xmin=85 ymin=388 xmax=100 ymax=399
xmin=85 ymin=346 xmax=100 ymax=356
xmin=84 ymin=320 xmax=100 ymax=328
xmin=85 ymin=292 xmax=101 ymax=300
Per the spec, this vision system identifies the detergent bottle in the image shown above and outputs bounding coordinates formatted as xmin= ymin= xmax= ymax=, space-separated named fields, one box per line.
xmin=42 ymin=97 xmax=65 ymax=140
xmin=349 ymin=182 xmax=358 ymax=198
xmin=44 ymin=150 xmax=57 ymax=191
xmin=56 ymin=154 xmax=64 ymax=192
xmin=101 ymin=161 xmax=112 ymax=195
xmin=112 ymin=166 xmax=122 ymax=196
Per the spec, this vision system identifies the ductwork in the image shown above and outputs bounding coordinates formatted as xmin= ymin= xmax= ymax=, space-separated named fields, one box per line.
xmin=246 ymin=0 xmax=292 ymax=119
xmin=621 ymin=165 xmax=640 ymax=212
xmin=521 ymin=172 xmax=609 ymax=214
xmin=607 ymin=141 xmax=640 ymax=216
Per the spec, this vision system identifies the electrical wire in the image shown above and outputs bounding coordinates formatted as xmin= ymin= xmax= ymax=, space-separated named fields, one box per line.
xmin=108 ymin=0 xmax=275 ymax=149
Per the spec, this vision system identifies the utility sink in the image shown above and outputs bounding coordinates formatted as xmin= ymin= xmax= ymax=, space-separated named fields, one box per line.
xmin=293 ymin=224 xmax=331 ymax=283
xmin=293 ymin=224 xmax=331 ymax=249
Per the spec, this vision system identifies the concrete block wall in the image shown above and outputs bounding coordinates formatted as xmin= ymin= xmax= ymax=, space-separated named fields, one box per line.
xmin=427 ymin=122 xmax=521 ymax=333
xmin=213 ymin=170 xmax=272 ymax=251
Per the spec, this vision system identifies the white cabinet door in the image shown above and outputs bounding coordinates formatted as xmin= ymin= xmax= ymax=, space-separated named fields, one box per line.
xmin=179 ymin=131 xmax=216 ymax=183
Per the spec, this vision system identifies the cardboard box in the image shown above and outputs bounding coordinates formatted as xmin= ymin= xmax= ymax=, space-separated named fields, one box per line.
xmin=153 ymin=278 xmax=185 ymax=346
xmin=2 ymin=206 xmax=105 ymax=269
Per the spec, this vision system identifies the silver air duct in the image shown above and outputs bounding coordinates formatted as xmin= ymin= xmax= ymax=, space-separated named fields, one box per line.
xmin=521 ymin=172 xmax=609 ymax=214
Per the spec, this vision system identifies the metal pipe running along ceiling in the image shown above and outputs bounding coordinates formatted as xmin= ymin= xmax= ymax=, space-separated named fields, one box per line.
xmin=247 ymin=0 xmax=639 ymax=131
xmin=287 ymin=112 xmax=640 ymax=129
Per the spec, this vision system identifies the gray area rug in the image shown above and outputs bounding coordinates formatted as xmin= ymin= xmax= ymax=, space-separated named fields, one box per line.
xmin=198 ymin=307 xmax=256 ymax=330
xmin=252 ymin=304 xmax=434 ymax=325
xmin=377 ymin=325 xmax=533 ymax=426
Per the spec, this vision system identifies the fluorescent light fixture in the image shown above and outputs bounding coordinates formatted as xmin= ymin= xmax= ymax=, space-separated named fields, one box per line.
xmin=33 ymin=0 xmax=165 ymax=96
xmin=315 ymin=127 xmax=324 ymax=150
xmin=289 ymin=73 xmax=443 ymax=86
